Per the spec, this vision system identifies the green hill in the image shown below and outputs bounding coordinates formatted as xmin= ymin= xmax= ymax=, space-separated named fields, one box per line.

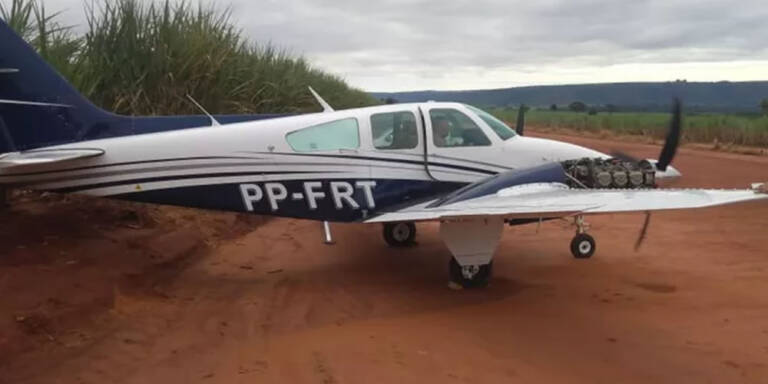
xmin=372 ymin=81 xmax=768 ymax=113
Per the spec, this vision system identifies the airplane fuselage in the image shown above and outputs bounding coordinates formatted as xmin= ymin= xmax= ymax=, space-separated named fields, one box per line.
xmin=0 ymin=102 xmax=607 ymax=222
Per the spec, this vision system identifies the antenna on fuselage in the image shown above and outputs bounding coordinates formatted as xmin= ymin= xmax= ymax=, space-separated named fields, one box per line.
xmin=186 ymin=94 xmax=221 ymax=126
xmin=307 ymin=85 xmax=336 ymax=244
xmin=308 ymin=86 xmax=334 ymax=113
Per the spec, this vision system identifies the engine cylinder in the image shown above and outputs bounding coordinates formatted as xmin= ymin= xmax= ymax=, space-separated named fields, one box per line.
xmin=562 ymin=157 xmax=657 ymax=190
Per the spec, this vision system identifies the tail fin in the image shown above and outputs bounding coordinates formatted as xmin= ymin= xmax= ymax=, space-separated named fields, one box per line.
xmin=0 ymin=19 xmax=116 ymax=152
xmin=0 ymin=19 xmax=288 ymax=152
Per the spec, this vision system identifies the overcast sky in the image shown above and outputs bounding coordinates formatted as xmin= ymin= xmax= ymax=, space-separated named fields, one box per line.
xmin=41 ymin=0 xmax=768 ymax=92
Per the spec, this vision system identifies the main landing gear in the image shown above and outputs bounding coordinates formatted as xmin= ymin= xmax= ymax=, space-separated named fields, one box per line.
xmin=570 ymin=215 xmax=596 ymax=259
xmin=449 ymin=258 xmax=493 ymax=288
xmin=382 ymin=216 xmax=596 ymax=289
xmin=382 ymin=222 xmax=416 ymax=247
xmin=381 ymin=219 xmax=503 ymax=289
xmin=441 ymin=218 xmax=503 ymax=289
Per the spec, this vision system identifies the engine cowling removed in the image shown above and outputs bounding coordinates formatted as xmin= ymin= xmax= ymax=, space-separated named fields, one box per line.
xmin=561 ymin=158 xmax=656 ymax=189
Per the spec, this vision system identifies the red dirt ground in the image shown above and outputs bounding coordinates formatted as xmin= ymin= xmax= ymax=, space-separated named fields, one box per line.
xmin=1 ymin=132 xmax=768 ymax=384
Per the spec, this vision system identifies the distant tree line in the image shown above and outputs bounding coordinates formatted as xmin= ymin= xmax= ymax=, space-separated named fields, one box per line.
xmin=541 ymin=101 xmax=620 ymax=115
xmin=556 ymin=99 xmax=768 ymax=116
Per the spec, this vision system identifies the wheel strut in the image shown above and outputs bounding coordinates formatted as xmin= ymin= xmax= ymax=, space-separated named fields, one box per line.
xmin=575 ymin=215 xmax=588 ymax=234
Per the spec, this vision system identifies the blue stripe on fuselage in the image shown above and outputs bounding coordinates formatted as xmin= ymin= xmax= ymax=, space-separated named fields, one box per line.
xmin=112 ymin=178 xmax=466 ymax=222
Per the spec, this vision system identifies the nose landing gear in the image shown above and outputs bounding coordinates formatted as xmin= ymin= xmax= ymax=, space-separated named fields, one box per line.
xmin=570 ymin=215 xmax=596 ymax=259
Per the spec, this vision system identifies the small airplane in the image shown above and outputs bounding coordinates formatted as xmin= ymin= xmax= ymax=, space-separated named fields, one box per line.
xmin=1 ymin=20 xmax=766 ymax=288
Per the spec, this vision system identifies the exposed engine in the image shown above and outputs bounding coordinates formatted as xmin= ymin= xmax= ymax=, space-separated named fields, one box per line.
xmin=561 ymin=158 xmax=656 ymax=189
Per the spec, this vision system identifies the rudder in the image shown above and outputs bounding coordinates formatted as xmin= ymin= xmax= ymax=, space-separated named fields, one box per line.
xmin=0 ymin=19 xmax=289 ymax=152
xmin=0 ymin=19 xmax=117 ymax=151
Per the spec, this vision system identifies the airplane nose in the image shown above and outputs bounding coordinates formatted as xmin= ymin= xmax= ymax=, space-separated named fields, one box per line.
xmin=507 ymin=137 xmax=607 ymax=164
xmin=657 ymin=165 xmax=682 ymax=178
xmin=646 ymin=161 xmax=682 ymax=185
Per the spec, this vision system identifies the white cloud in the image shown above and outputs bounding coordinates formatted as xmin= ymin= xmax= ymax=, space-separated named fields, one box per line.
xmin=39 ymin=0 xmax=768 ymax=91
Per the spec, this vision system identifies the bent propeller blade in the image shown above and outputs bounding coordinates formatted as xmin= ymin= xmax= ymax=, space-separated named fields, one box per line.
xmin=515 ymin=104 xmax=526 ymax=135
xmin=657 ymin=98 xmax=682 ymax=171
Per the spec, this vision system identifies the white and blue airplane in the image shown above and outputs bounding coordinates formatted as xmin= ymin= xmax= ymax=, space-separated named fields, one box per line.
xmin=1 ymin=20 xmax=766 ymax=288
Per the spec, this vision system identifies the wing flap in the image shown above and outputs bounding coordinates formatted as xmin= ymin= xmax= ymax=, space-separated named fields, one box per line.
xmin=365 ymin=183 xmax=768 ymax=223
xmin=0 ymin=148 xmax=104 ymax=169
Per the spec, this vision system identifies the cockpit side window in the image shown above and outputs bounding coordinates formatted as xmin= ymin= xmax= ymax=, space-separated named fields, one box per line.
xmin=371 ymin=111 xmax=418 ymax=150
xmin=430 ymin=108 xmax=491 ymax=147
xmin=466 ymin=105 xmax=517 ymax=140
xmin=285 ymin=118 xmax=359 ymax=152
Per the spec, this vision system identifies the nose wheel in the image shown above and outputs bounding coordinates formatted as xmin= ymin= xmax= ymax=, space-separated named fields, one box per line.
xmin=570 ymin=215 xmax=596 ymax=259
xmin=571 ymin=233 xmax=596 ymax=258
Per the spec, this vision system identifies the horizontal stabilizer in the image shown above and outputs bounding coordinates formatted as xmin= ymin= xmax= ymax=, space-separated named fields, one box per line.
xmin=0 ymin=148 xmax=104 ymax=169
xmin=0 ymin=98 xmax=73 ymax=108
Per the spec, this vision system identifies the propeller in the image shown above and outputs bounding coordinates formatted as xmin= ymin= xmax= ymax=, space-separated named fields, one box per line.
xmin=617 ymin=99 xmax=682 ymax=251
xmin=634 ymin=212 xmax=651 ymax=250
xmin=656 ymin=98 xmax=682 ymax=171
xmin=515 ymin=104 xmax=526 ymax=135
xmin=609 ymin=149 xmax=638 ymax=163
xmin=609 ymin=98 xmax=683 ymax=168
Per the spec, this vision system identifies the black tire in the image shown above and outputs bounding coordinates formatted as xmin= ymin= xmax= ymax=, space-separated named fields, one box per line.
xmin=570 ymin=233 xmax=596 ymax=259
xmin=382 ymin=222 xmax=416 ymax=247
xmin=449 ymin=257 xmax=493 ymax=288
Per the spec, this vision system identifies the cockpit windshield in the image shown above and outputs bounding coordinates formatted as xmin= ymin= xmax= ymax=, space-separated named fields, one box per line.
xmin=465 ymin=105 xmax=517 ymax=140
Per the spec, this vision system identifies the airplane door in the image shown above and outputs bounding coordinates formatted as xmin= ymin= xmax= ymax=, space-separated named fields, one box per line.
xmin=420 ymin=105 xmax=502 ymax=183
xmin=365 ymin=106 xmax=438 ymax=207
xmin=367 ymin=106 xmax=426 ymax=174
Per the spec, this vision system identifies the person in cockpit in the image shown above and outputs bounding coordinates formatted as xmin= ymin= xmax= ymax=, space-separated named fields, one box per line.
xmin=432 ymin=116 xmax=463 ymax=147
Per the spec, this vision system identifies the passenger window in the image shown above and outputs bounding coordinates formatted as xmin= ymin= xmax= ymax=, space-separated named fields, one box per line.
xmin=430 ymin=109 xmax=491 ymax=147
xmin=371 ymin=111 xmax=419 ymax=150
xmin=286 ymin=118 xmax=359 ymax=152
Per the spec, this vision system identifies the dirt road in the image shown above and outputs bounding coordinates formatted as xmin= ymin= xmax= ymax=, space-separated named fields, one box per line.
xmin=2 ymin=133 xmax=768 ymax=383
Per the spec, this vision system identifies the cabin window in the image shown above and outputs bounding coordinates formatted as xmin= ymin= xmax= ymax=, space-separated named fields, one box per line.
xmin=370 ymin=111 xmax=418 ymax=150
xmin=286 ymin=118 xmax=360 ymax=152
xmin=430 ymin=108 xmax=491 ymax=147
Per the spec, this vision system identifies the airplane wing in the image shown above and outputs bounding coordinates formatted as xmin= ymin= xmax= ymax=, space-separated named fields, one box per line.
xmin=365 ymin=182 xmax=768 ymax=223
xmin=0 ymin=148 xmax=104 ymax=169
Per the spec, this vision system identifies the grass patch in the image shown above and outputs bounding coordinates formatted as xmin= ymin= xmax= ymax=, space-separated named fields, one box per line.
xmin=491 ymin=108 xmax=768 ymax=147
xmin=0 ymin=0 xmax=377 ymax=115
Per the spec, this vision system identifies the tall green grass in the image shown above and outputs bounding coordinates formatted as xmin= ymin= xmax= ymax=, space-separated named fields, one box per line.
xmin=0 ymin=0 xmax=377 ymax=115
xmin=491 ymin=108 xmax=768 ymax=147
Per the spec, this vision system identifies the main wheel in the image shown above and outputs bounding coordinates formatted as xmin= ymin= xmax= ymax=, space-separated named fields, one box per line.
xmin=449 ymin=257 xmax=493 ymax=288
xmin=382 ymin=222 xmax=416 ymax=247
xmin=570 ymin=233 xmax=596 ymax=259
